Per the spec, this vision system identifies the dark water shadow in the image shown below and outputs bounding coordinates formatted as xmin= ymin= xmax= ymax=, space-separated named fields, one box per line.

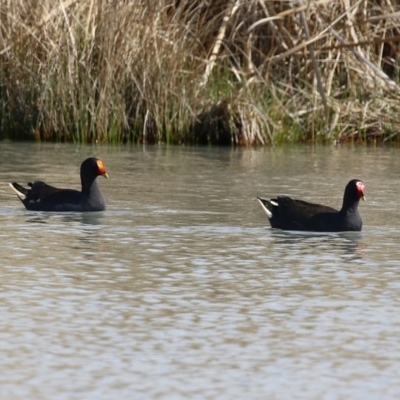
xmin=23 ymin=211 xmax=107 ymax=257
xmin=25 ymin=211 xmax=105 ymax=226
xmin=269 ymin=229 xmax=364 ymax=260
xmin=62 ymin=212 xmax=105 ymax=226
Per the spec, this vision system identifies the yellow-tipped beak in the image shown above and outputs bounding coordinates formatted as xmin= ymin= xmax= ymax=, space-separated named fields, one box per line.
xmin=103 ymin=172 xmax=109 ymax=179
xmin=361 ymin=195 xmax=366 ymax=201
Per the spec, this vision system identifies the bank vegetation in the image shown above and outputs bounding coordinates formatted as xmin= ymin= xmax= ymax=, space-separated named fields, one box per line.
xmin=1 ymin=0 xmax=400 ymax=145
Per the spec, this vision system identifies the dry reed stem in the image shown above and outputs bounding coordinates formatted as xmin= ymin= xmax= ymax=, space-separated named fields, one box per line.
xmin=200 ymin=0 xmax=241 ymax=88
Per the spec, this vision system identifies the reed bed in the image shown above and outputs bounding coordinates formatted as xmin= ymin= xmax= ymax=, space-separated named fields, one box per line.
xmin=1 ymin=0 xmax=400 ymax=145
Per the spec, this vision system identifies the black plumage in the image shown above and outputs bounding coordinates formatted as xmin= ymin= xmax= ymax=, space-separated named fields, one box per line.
xmin=10 ymin=157 xmax=108 ymax=212
xmin=257 ymin=179 xmax=365 ymax=232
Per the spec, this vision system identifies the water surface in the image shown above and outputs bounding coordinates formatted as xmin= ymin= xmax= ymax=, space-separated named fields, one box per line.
xmin=1 ymin=143 xmax=400 ymax=399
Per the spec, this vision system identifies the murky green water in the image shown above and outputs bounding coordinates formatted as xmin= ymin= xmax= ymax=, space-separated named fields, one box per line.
xmin=1 ymin=142 xmax=400 ymax=399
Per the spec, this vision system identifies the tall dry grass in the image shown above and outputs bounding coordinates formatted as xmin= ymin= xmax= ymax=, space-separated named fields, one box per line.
xmin=1 ymin=0 xmax=400 ymax=144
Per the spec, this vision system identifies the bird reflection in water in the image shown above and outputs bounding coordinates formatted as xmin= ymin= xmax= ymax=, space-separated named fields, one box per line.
xmin=269 ymin=229 xmax=364 ymax=261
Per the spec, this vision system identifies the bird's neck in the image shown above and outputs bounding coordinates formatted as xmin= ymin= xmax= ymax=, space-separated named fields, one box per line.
xmin=341 ymin=197 xmax=359 ymax=213
xmin=81 ymin=177 xmax=98 ymax=196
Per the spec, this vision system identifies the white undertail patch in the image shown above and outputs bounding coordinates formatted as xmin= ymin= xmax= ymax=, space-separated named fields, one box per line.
xmin=257 ymin=198 xmax=273 ymax=219
xmin=9 ymin=183 xmax=26 ymax=200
